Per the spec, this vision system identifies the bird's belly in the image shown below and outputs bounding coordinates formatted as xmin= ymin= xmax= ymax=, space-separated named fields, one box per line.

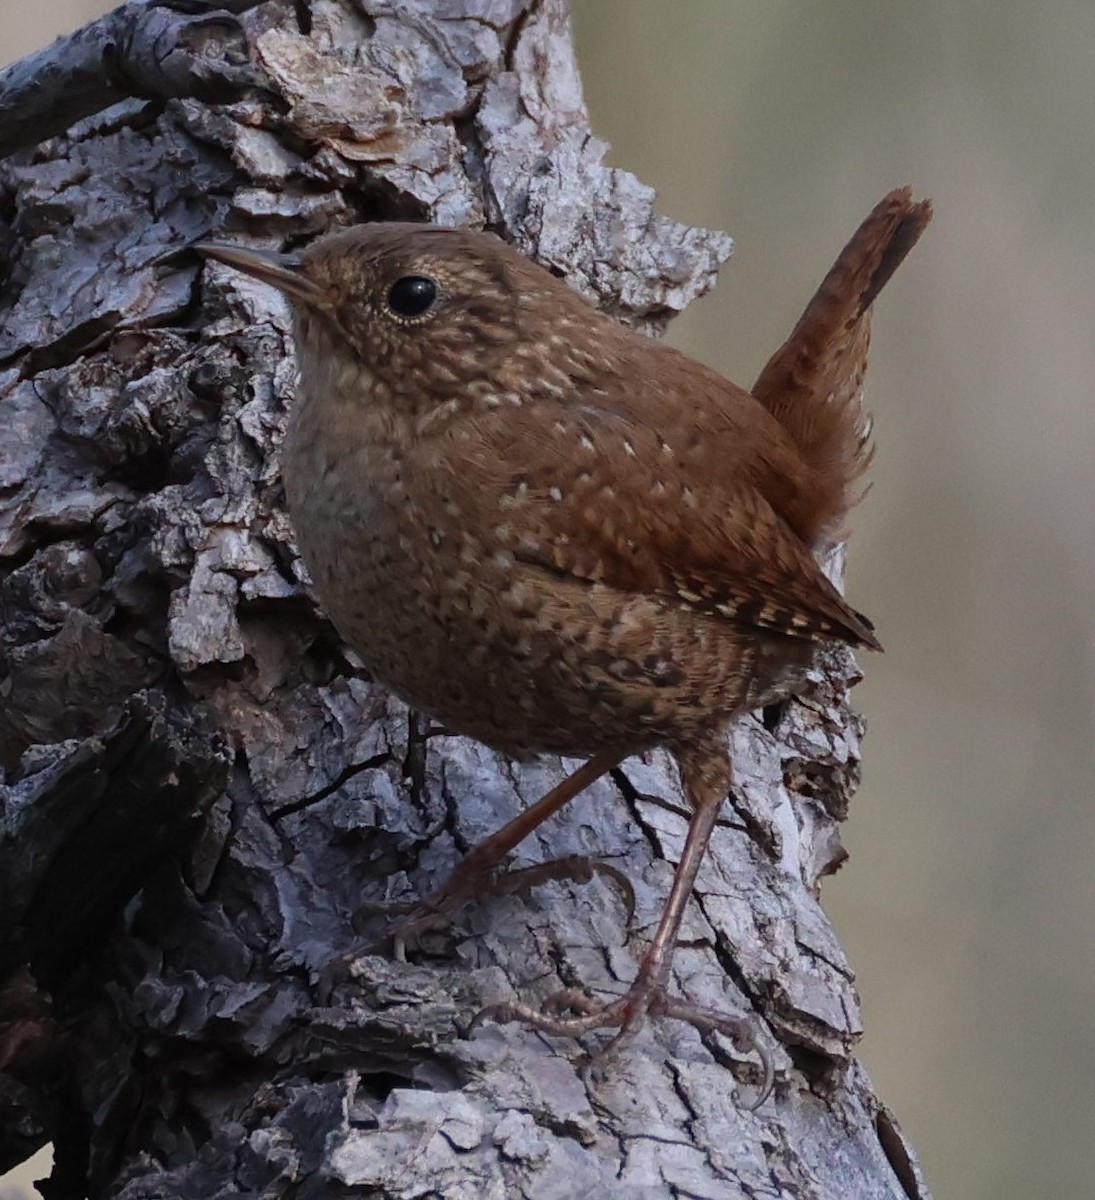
xmin=295 ymin=506 xmax=813 ymax=758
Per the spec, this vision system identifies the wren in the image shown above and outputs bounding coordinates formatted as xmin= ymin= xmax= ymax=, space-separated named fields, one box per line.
xmin=196 ymin=187 xmax=931 ymax=1079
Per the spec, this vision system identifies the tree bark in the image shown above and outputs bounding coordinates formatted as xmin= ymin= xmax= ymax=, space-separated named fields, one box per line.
xmin=0 ymin=1 xmax=931 ymax=1196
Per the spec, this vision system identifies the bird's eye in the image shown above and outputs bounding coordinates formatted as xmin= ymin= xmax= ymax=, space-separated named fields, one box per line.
xmin=386 ymin=275 xmax=438 ymax=319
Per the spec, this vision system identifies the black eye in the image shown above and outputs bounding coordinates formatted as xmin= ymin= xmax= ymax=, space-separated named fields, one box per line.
xmin=386 ymin=275 xmax=437 ymax=318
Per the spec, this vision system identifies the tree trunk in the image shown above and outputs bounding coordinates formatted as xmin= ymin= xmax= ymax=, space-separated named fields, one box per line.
xmin=0 ymin=1 xmax=930 ymax=1196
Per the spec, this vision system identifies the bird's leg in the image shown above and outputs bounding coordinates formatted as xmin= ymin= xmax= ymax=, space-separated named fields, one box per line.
xmin=376 ymin=750 xmax=626 ymax=955
xmin=473 ymin=742 xmax=773 ymax=1105
xmin=474 ymin=763 xmax=720 ymax=1041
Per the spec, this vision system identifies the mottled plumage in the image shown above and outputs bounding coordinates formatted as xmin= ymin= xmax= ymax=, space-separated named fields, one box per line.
xmin=196 ymin=186 xmax=931 ymax=1071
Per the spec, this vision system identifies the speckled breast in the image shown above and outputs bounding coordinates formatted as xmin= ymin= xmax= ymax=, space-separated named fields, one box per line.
xmin=285 ymin=440 xmax=808 ymax=761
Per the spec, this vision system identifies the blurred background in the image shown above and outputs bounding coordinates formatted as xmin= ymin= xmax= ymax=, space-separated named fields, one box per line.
xmin=2 ymin=3 xmax=1092 ymax=1198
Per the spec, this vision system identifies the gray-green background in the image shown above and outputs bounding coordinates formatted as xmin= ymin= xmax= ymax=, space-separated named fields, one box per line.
xmin=2 ymin=4 xmax=1092 ymax=1198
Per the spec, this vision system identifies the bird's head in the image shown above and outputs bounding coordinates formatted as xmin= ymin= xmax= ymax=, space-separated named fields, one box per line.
xmin=195 ymin=224 xmax=602 ymax=412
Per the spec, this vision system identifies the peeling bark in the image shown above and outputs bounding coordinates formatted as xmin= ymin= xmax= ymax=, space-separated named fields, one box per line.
xmin=0 ymin=2 xmax=930 ymax=1196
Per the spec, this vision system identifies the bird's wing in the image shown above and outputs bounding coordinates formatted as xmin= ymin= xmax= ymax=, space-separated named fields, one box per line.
xmin=446 ymin=400 xmax=880 ymax=650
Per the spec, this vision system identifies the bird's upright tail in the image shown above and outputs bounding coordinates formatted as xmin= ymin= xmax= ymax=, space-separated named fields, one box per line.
xmin=752 ymin=186 xmax=933 ymax=547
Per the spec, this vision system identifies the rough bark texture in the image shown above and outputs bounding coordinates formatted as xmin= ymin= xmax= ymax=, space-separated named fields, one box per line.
xmin=0 ymin=2 xmax=930 ymax=1197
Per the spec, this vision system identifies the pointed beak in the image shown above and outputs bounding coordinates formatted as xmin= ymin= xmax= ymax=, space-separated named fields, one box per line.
xmin=192 ymin=242 xmax=324 ymax=306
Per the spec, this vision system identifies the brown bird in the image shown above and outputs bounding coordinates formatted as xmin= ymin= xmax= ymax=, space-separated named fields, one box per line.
xmin=196 ymin=187 xmax=931 ymax=1072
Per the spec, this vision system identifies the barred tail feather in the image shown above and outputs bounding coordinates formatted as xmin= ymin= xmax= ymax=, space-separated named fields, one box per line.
xmin=752 ymin=187 xmax=932 ymax=547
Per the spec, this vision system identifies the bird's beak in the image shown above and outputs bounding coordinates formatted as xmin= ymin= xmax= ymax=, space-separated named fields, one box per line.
xmin=192 ymin=242 xmax=324 ymax=306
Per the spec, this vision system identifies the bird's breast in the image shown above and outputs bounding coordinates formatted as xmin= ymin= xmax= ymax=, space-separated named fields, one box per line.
xmin=281 ymin=398 xmax=488 ymax=691
xmin=284 ymin=403 xmax=410 ymax=600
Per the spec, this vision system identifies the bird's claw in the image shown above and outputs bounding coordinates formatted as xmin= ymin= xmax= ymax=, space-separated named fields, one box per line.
xmin=358 ymin=853 xmax=636 ymax=960
xmin=485 ymin=855 xmax=636 ymax=929
xmin=470 ymin=983 xmax=775 ymax=1109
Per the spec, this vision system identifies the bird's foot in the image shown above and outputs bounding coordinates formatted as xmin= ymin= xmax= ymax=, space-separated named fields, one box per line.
xmin=486 ymin=855 xmax=635 ymax=921
xmin=370 ymin=853 xmax=635 ymax=960
xmin=472 ymin=982 xmax=774 ymax=1109
xmin=313 ymin=853 xmax=635 ymax=1001
xmin=341 ymin=751 xmax=631 ymax=963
